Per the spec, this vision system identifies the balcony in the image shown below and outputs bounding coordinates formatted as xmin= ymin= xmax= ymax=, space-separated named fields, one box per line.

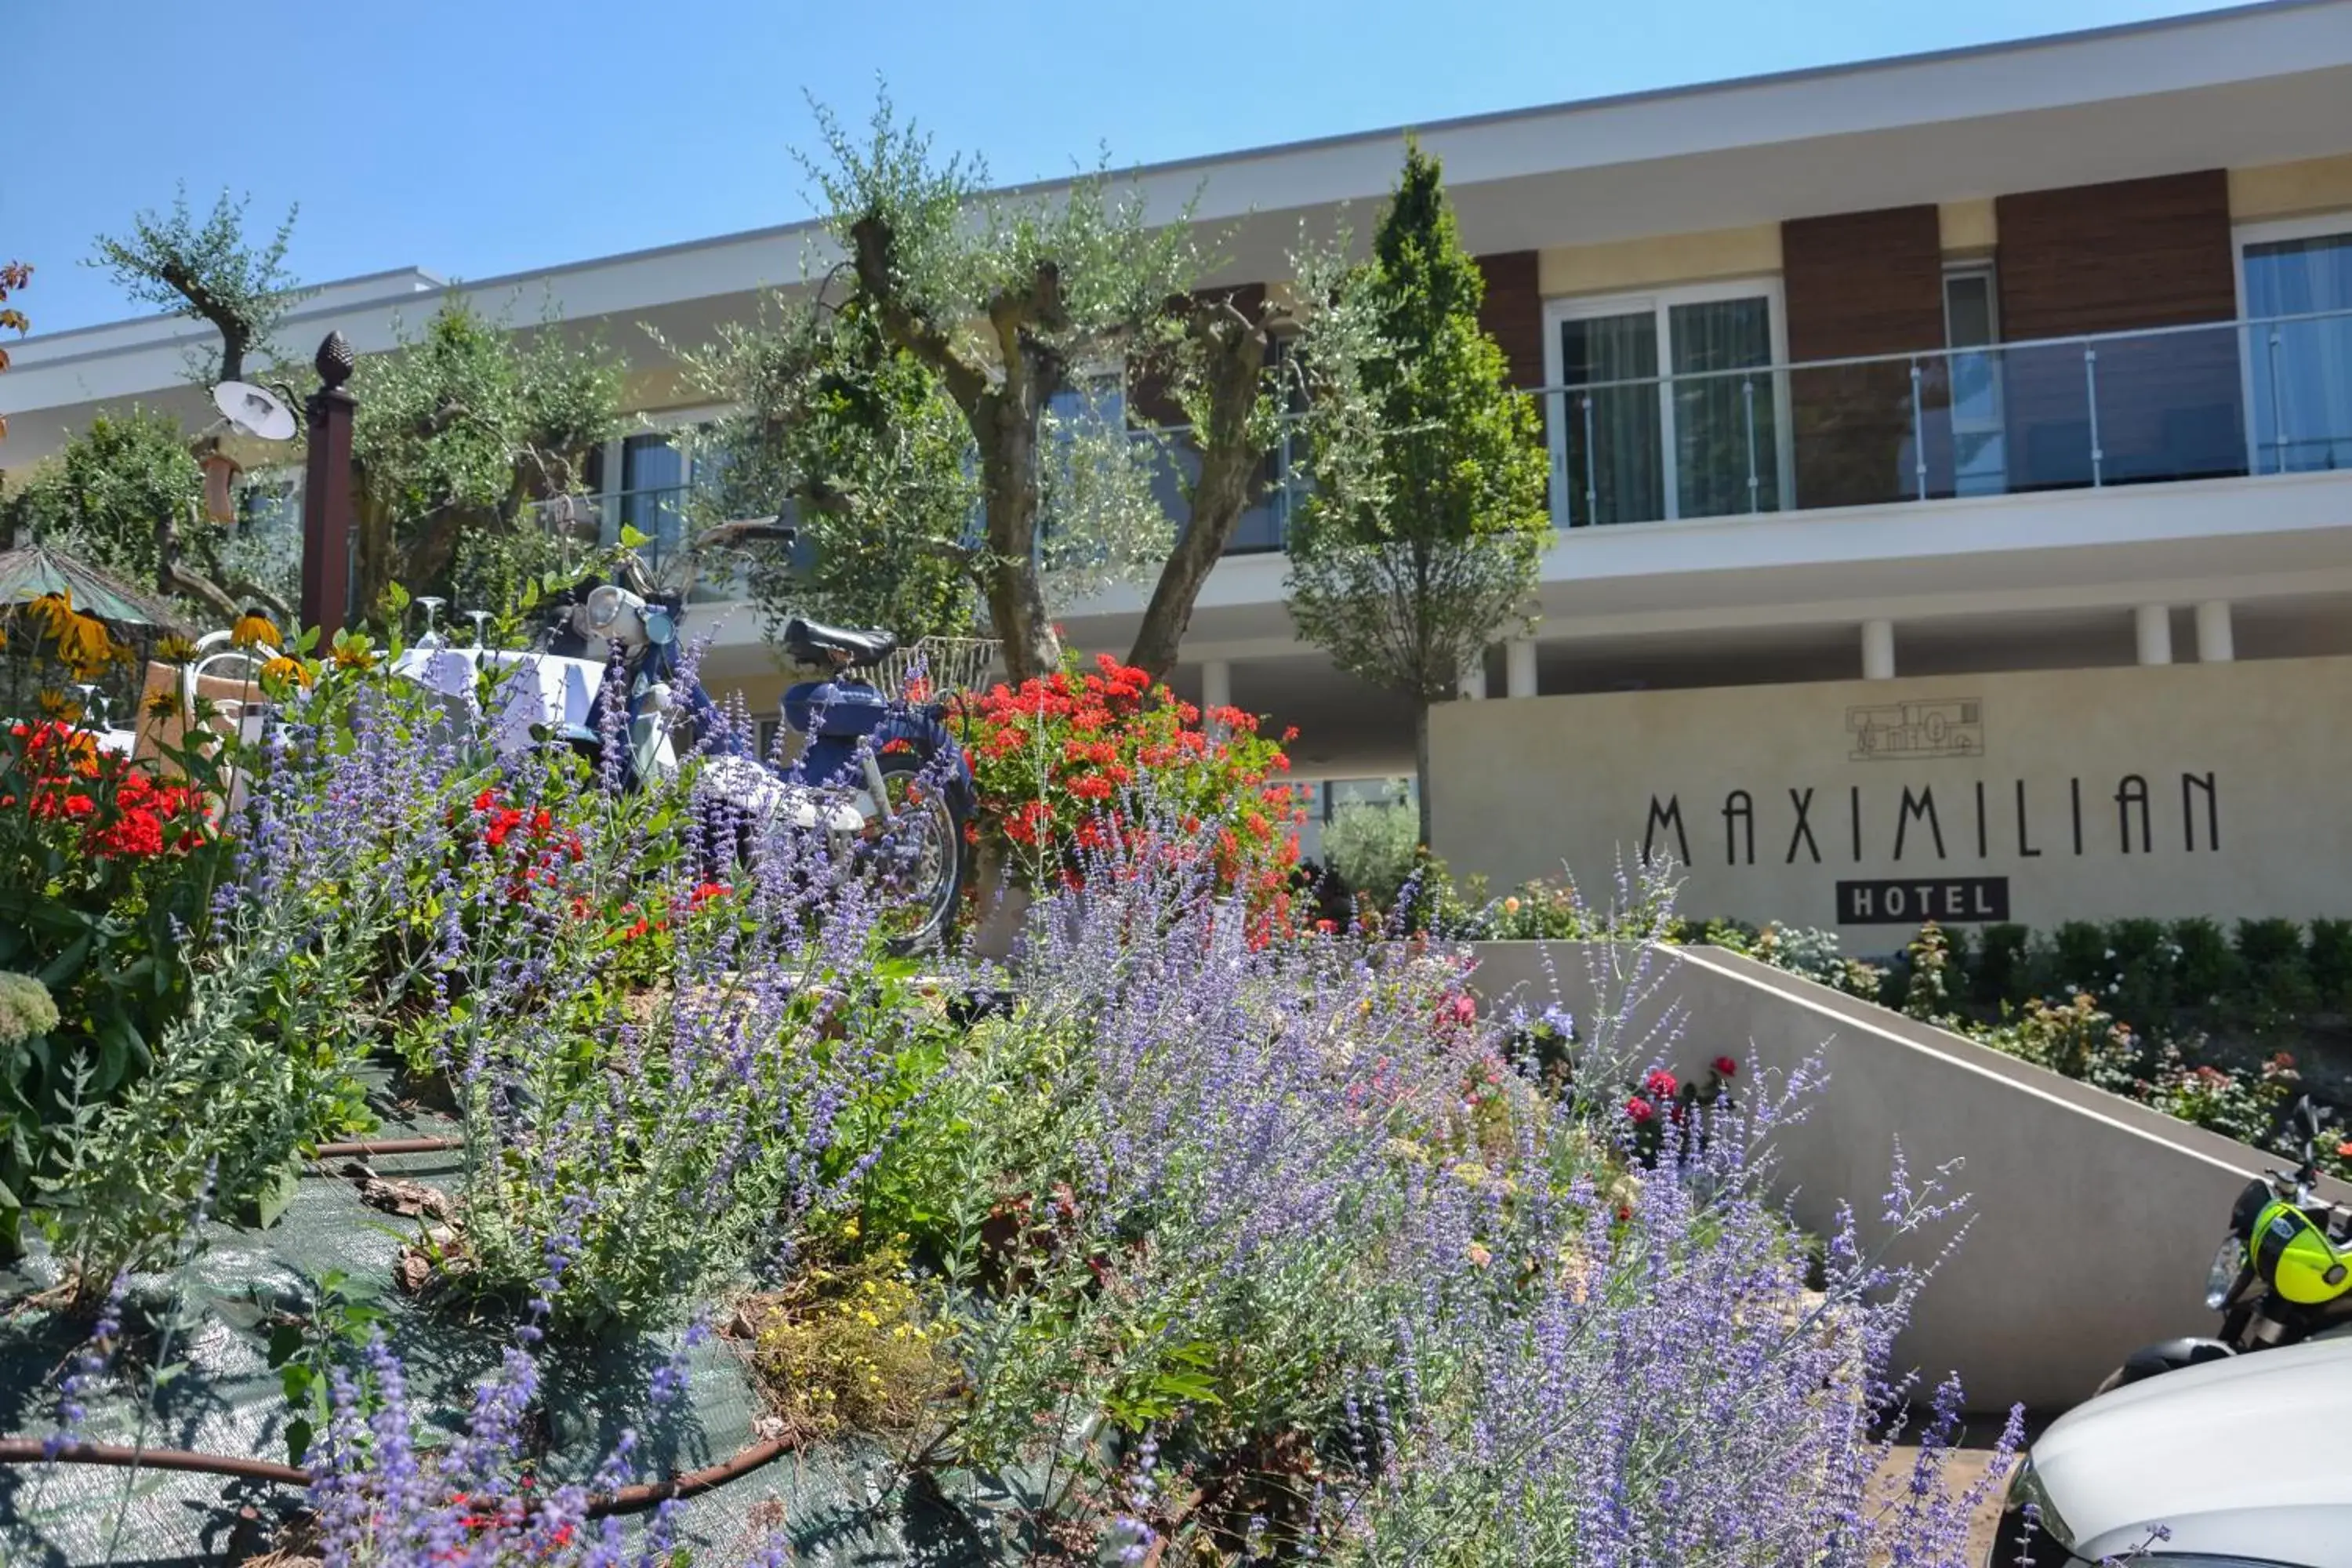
xmin=1535 ymin=308 xmax=2352 ymax=529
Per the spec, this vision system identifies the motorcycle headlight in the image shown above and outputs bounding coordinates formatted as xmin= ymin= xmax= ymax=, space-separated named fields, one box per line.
xmin=584 ymin=585 xmax=625 ymax=631
xmin=2206 ymin=1235 xmax=2245 ymax=1311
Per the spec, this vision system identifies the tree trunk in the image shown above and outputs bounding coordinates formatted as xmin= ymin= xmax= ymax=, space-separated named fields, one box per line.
xmin=1126 ymin=307 xmax=1269 ymax=682
xmin=980 ymin=394 xmax=1062 ymax=684
xmin=1414 ymin=698 xmax=1434 ymax=851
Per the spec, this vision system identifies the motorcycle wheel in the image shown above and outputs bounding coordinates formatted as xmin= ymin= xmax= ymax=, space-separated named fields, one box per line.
xmin=866 ymin=751 xmax=969 ymax=958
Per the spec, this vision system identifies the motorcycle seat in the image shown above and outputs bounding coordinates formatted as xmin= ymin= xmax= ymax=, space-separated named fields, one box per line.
xmin=784 ymin=617 xmax=898 ymax=667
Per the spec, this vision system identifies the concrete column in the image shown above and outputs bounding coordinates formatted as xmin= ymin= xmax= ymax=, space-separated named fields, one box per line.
xmin=1458 ymin=652 xmax=1488 ymax=701
xmin=1505 ymin=637 xmax=1539 ymax=699
xmin=1201 ymin=658 xmax=1232 ymax=717
xmin=1861 ymin=619 xmax=1896 ymax=681
xmin=2195 ymin=600 xmax=2235 ymax=663
xmin=2134 ymin=604 xmax=2175 ymax=666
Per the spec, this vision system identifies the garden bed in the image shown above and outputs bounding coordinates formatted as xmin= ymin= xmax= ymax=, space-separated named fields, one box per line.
xmin=2 ymin=641 xmax=2017 ymax=1566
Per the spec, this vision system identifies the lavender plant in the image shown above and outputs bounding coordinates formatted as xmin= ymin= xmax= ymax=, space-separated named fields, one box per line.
xmin=812 ymin=829 xmax=2010 ymax=1565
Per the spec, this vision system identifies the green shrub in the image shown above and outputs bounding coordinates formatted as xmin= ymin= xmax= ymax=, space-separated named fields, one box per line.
xmin=1320 ymin=791 xmax=1420 ymax=913
xmin=1970 ymin=924 xmax=2031 ymax=1008
xmin=2235 ymin=918 xmax=2318 ymax=1029
xmin=2106 ymin=916 xmax=2173 ymax=1019
xmin=2049 ymin=921 xmax=2111 ymax=996
xmin=2309 ymin=918 xmax=2352 ymax=1012
xmin=2170 ymin=917 xmax=2241 ymax=1007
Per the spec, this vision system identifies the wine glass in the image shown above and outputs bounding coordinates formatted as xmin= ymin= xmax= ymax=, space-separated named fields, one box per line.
xmin=415 ymin=596 xmax=447 ymax=649
xmin=467 ymin=608 xmax=493 ymax=652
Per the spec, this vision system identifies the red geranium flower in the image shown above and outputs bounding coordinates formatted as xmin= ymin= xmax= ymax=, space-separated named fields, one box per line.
xmin=1713 ymin=1055 xmax=1738 ymax=1078
xmin=1624 ymin=1096 xmax=1655 ymax=1123
xmin=1642 ymin=1069 xmax=1679 ymax=1100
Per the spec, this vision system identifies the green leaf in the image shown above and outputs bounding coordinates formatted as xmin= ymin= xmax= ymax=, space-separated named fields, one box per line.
xmin=619 ymin=524 xmax=651 ymax=550
xmin=267 ymin=1323 xmax=306 ymax=1367
xmin=285 ymin=1417 xmax=314 ymax=1468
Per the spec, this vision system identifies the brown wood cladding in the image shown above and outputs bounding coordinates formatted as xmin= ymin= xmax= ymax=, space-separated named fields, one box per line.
xmin=1782 ymin=206 xmax=1947 ymax=361
xmin=1994 ymin=172 xmax=2244 ymax=488
xmin=1780 ymin=206 xmax=1947 ymax=508
xmin=1995 ymin=171 xmax=2237 ymax=337
xmin=1475 ymin=251 xmax=1544 ymax=389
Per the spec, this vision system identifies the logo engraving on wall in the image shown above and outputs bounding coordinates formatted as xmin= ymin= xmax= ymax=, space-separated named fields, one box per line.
xmin=1847 ymin=698 xmax=1983 ymax=761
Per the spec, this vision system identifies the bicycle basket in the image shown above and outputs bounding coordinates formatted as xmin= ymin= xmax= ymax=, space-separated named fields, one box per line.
xmin=876 ymin=637 xmax=1002 ymax=702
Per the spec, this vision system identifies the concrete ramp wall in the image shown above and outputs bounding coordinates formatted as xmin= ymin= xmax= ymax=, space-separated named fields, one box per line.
xmin=1468 ymin=939 xmax=2352 ymax=1413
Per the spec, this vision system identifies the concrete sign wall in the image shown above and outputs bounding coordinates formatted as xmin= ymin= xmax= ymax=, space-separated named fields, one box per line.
xmin=1429 ymin=655 xmax=2352 ymax=946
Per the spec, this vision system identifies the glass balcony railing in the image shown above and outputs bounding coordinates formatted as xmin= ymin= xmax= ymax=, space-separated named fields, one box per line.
xmin=554 ymin=307 xmax=2352 ymax=587
xmin=1533 ymin=307 xmax=2352 ymax=528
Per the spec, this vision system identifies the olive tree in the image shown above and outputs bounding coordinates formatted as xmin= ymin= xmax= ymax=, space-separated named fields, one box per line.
xmin=74 ymin=184 xmax=626 ymax=622
xmin=1286 ymin=140 xmax=1552 ymax=845
xmin=91 ymin=186 xmax=302 ymax=387
xmin=347 ymin=299 xmax=623 ymax=617
xmin=685 ymin=96 xmax=1338 ymax=683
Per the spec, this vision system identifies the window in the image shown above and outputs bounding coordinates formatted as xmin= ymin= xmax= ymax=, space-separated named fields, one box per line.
xmin=1942 ymin=266 xmax=2007 ymax=497
xmin=1544 ymin=281 xmax=1790 ymax=526
xmin=2240 ymin=217 xmax=2352 ymax=474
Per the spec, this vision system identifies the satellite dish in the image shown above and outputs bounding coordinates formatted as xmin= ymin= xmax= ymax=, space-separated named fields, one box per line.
xmin=211 ymin=381 xmax=298 ymax=443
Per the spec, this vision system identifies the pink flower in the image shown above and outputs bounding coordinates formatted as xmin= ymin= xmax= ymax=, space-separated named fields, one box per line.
xmin=1625 ymin=1096 xmax=1655 ymax=1124
xmin=1642 ymin=1069 xmax=1679 ymax=1100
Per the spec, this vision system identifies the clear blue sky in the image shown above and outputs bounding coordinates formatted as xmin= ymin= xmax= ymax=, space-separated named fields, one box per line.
xmin=10 ymin=0 xmax=2220 ymax=336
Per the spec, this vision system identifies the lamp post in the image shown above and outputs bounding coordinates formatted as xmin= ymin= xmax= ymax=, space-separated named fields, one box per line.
xmin=298 ymin=331 xmax=357 ymax=638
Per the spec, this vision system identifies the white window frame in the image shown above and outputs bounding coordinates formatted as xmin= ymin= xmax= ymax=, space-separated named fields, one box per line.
xmin=2231 ymin=212 xmax=2352 ymax=475
xmin=1540 ymin=278 xmax=1792 ymax=528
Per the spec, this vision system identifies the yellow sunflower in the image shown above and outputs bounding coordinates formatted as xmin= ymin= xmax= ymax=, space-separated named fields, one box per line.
xmin=260 ymin=654 xmax=314 ymax=690
xmin=154 ymin=633 xmax=199 ymax=664
xmin=230 ymin=609 xmax=282 ymax=651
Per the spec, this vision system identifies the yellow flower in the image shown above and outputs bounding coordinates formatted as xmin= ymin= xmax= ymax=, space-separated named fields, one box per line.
xmin=840 ymin=1218 xmax=860 ymax=1240
xmin=34 ymin=689 xmax=82 ymax=723
xmin=24 ymin=592 xmax=72 ymax=641
xmin=143 ymin=690 xmax=182 ymax=722
xmin=154 ymin=633 xmax=198 ymax=664
xmin=329 ymin=631 xmax=378 ymax=670
xmin=1504 ymin=896 xmax=1522 ymax=915
xmin=57 ymin=612 xmax=121 ymax=677
xmin=260 ymin=655 xmax=314 ymax=690
xmin=230 ymin=609 xmax=281 ymax=651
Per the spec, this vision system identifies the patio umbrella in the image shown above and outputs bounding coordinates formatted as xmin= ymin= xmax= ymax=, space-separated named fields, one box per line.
xmin=0 ymin=543 xmax=191 ymax=634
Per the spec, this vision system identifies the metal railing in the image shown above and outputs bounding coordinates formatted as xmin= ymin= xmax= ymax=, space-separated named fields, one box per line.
xmin=1530 ymin=307 xmax=2352 ymax=528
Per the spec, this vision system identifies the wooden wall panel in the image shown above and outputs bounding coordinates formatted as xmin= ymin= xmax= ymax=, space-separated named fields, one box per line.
xmin=1475 ymin=251 xmax=1545 ymax=390
xmin=1994 ymin=172 xmax=2244 ymax=488
xmin=1995 ymin=171 xmax=2237 ymax=337
xmin=1780 ymin=206 xmax=1949 ymax=508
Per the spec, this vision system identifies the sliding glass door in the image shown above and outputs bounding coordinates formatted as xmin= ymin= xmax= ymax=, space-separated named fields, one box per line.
xmin=1549 ymin=283 xmax=1788 ymax=526
xmin=2242 ymin=225 xmax=2352 ymax=474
